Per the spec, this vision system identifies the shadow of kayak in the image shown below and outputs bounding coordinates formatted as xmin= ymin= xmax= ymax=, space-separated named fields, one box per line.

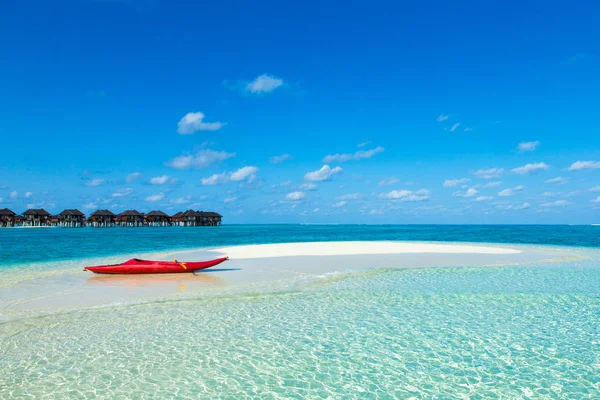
xmin=85 ymin=272 xmax=226 ymax=288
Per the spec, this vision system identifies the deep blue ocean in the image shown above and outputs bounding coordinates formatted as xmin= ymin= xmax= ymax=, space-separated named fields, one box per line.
xmin=1 ymin=224 xmax=598 ymax=266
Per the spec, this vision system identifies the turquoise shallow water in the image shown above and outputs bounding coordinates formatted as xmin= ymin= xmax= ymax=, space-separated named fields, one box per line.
xmin=1 ymin=226 xmax=600 ymax=398
xmin=1 ymin=224 xmax=599 ymax=268
xmin=2 ymin=261 xmax=600 ymax=398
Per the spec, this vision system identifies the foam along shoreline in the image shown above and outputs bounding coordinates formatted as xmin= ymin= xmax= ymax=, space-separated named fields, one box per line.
xmin=0 ymin=241 xmax=572 ymax=314
xmin=204 ymin=241 xmax=522 ymax=259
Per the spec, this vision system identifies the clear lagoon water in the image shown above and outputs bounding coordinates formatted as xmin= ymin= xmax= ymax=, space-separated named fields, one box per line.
xmin=1 ymin=224 xmax=599 ymax=267
xmin=1 ymin=225 xmax=600 ymax=398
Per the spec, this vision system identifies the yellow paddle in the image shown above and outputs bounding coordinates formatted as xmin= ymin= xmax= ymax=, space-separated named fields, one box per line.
xmin=174 ymin=257 xmax=187 ymax=269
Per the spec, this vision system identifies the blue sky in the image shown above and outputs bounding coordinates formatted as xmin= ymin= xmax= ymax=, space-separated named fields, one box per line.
xmin=1 ymin=0 xmax=599 ymax=224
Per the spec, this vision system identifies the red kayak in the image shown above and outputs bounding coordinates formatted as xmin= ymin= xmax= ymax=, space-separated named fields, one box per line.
xmin=84 ymin=257 xmax=228 ymax=274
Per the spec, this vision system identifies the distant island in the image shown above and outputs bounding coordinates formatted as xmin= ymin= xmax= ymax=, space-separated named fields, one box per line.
xmin=0 ymin=208 xmax=222 ymax=228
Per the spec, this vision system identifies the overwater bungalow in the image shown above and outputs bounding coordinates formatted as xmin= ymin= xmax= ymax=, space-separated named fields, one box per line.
xmin=171 ymin=210 xmax=222 ymax=226
xmin=199 ymin=211 xmax=222 ymax=226
xmin=14 ymin=215 xmax=25 ymax=226
xmin=171 ymin=211 xmax=184 ymax=226
xmin=0 ymin=208 xmax=17 ymax=227
xmin=180 ymin=209 xmax=201 ymax=226
xmin=1 ymin=207 xmax=222 ymax=228
xmin=116 ymin=210 xmax=144 ymax=227
xmin=49 ymin=214 xmax=60 ymax=226
xmin=171 ymin=209 xmax=192 ymax=226
xmin=56 ymin=209 xmax=86 ymax=227
xmin=22 ymin=209 xmax=51 ymax=227
xmin=145 ymin=210 xmax=171 ymax=227
xmin=89 ymin=209 xmax=117 ymax=227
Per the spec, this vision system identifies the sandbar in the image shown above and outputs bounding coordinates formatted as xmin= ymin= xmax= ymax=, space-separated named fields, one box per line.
xmin=0 ymin=241 xmax=581 ymax=316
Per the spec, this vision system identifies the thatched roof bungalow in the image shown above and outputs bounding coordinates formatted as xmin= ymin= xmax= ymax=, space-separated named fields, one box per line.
xmin=171 ymin=211 xmax=184 ymax=224
xmin=0 ymin=208 xmax=17 ymax=227
xmin=117 ymin=210 xmax=144 ymax=226
xmin=170 ymin=210 xmax=222 ymax=226
xmin=146 ymin=210 xmax=171 ymax=225
xmin=89 ymin=209 xmax=116 ymax=227
xmin=23 ymin=209 xmax=51 ymax=226
xmin=181 ymin=209 xmax=200 ymax=226
xmin=56 ymin=209 xmax=86 ymax=227
xmin=198 ymin=211 xmax=222 ymax=226
xmin=146 ymin=210 xmax=169 ymax=220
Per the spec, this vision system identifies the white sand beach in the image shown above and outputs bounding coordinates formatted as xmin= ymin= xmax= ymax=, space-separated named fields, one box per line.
xmin=0 ymin=241 xmax=578 ymax=316
xmin=204 ymin=241 xmax=522 ymax=259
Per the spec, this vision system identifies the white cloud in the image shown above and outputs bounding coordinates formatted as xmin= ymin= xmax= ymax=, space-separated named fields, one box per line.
xmin=482 ymin=181 xmax=502 ymax=188
xmin=474 ymin=168 xmax=504 ymax=179
xmin=286 ymin=191 xmax=306 ymax=201
xmin=453 ymin=188 xmax=479 ymax=198
xmin=85 ymin=178 xmax=105 ymax=187
xmin=166 ymin=149 xmax=235 ymax=169
xmin=177 ymin=112 xmax=225 ymax=134
xmin=201 ymin=172 xmax=229 ymax=185
xmin=450 ymin=123 xmax=461 ymax=132
xmin=357 ymin=141 xmax=371 ymax=148
xmin=126 ymin=172 xmax=141 ymax=183
xmin=475 ymin=196 xmax=493 ymax=201
xmin=541 ymin=191 xmax=580 ymax=199
xmin=568 ymin=161 xmax=600 ymax=171
xmin=322 ymin=147 xmax=384 ymax=163
xmin=369 ymin=209 xmax=384 ymax=215
xmin=379 ymin=189 xmax=430 ymax=202
xmin=82 ymin=202 xmax=98 ymax=210
xmin=496 ymin=202 xmax=531 ymax=211
xmin=463 ymin=127 xmax=473 ymax=132
xmin=224 ymin=197 xmax=237 ymax=203
xmin=269 ymin=154 xmax=292 ymax=164
xmin=171 ymin=196 xmax=192 ymax=205
xmin=337 ymin=193 xmax=362 ymax=200
xmin=201 ymin=166 xmax=259 ymax=185
xmin=545 ymin=176 xmax=569 ymax=184
xmin=230 ymin=166 xmax=258 ymax=182
xmin=0 ymin=197 xmax=3 ymax=203
xmin=9 ymin=191 xmax=18 ymax=199
xmin=246 ymin=74 xmax=284 ymax=94
xmin=498 ymin=185 xmax=525 ymax=197
xmin=591 ymin=196 xmax=600 ymax=203
xmin=304 ymin=165 xmax=342 ymax=182
xmin=443 ymin=178 xmax=470 ymax=188
xmin=517 ymin=141 xmax=540 ymax=153
xmin=436 ymin=114 xmax=449 ymax=122
xmin=299 ymin=183 xmax=318 ymax=191
xmin=146 ymin=193 xmax=165 ymax=202
xmin=590 ymin=186 xmax=600 ymax=192
xmin=378 ymin=177 xmax=399 ymax=186
xmin=150 ymin=175 xmax=171 ymax=185
xmin=111 ymin=188 xmax=133 ymax=198
xmin=24 ymin=192 xmax=33 ymax=198
xmin=541 ymin=200 xmax=570 ymax=207
xmin=512 ymin=162 xmax=549 ymax=175
xmin=333 ymin=201 xmax=347 ymax=208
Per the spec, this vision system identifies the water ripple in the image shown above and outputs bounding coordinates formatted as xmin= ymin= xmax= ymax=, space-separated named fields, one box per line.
xmin=2 ymin=263 xmax=600 ymax=398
